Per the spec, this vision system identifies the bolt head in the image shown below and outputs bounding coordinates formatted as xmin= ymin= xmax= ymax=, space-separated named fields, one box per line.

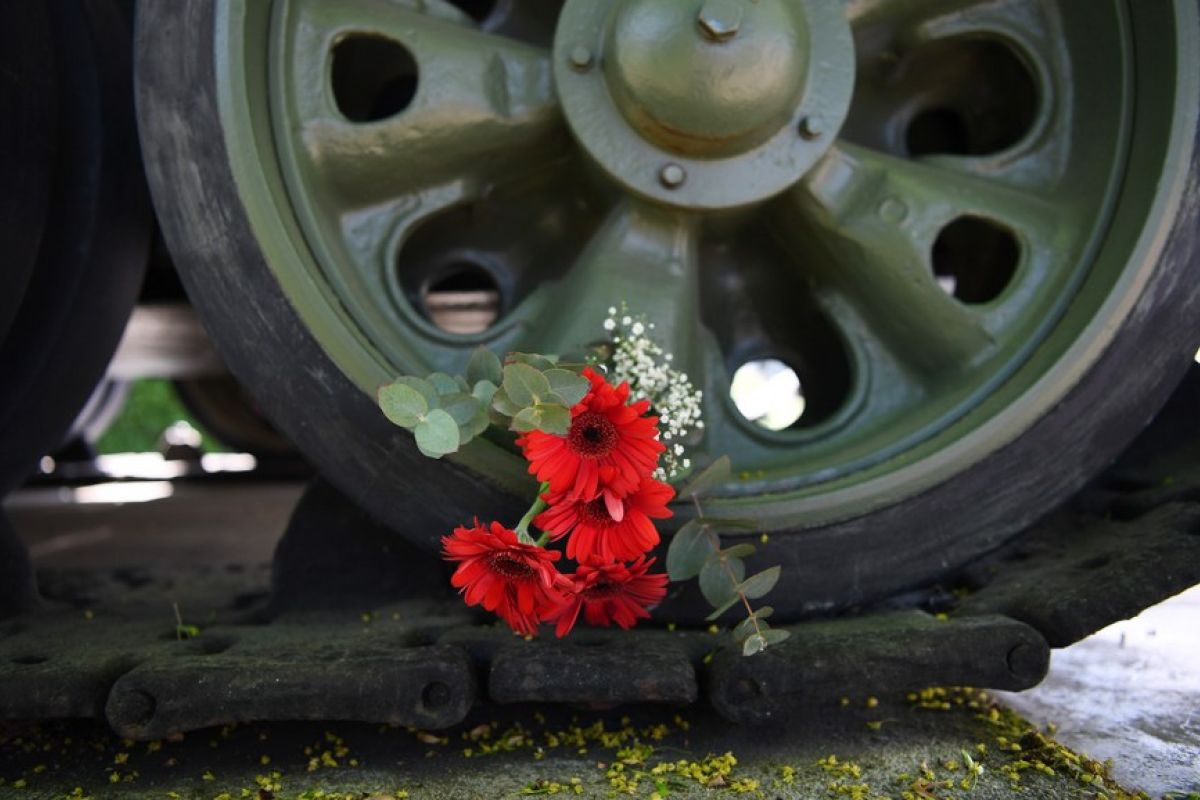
xmin=659 ymin=163 xmax=687 ymax=188
xmin=697 ymin=0 xmax=743 ymax=41
xmin=799 ymin=115 xmax=824 ymax=140
xmin=569 ymin=45 xmax=593 ymax=70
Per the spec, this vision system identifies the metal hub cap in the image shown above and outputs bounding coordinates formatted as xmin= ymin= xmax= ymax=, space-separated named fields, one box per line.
xmin=605 ymin=0 xmax=804 ymax=157
xmin=556 ymin=0 xmax=853 ymax=209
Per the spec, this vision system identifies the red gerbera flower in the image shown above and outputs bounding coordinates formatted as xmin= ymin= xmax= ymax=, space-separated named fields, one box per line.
xmin=442 ymin=520 xmax=563 ymax=636
xmin=535 ymin=477 xmax=675 ymax=564
xmin=548 ymin=557 xmax=669 ymax=638
xmin=517 ymin=367 xmax=665 ymax=501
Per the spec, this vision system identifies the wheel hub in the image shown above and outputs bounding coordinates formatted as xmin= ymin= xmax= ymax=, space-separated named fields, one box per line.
xmin=555 ymin=0 xmax=854 ymax=209
xmin=605 ymin=0 xmax=805 ymax=157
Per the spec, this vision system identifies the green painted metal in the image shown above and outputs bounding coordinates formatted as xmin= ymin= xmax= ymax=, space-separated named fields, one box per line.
xmin=210 ymin=0 xmax=1195 ymax=526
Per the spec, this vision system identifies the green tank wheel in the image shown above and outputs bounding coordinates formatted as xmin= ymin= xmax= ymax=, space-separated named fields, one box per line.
xmin=137 ymin=0 xmax=1200 ymax=619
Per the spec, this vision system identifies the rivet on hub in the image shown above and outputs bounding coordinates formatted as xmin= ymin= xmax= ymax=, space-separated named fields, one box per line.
xmin=659 ymin=163 xmax=687 ymax=188
xmin=697 ymin=0 xmax=744 ymax=42
xmin=569 ymin=45 xmax=593 ymax=71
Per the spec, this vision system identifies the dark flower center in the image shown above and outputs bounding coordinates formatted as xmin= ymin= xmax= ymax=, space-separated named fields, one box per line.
xmin=567 ymin=411 xmax=618 ymax=458
xmin=487 ymin=552 xmax=537 ymax=582
xmin=580 ymin=498 xmax=616 ymax=527
xmin=582 ymin=580 xmax=621 ymax=600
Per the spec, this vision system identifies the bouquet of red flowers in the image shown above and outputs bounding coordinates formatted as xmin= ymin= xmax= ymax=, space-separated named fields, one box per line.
xmin=378 ymin=312 xmax=786 ymax=654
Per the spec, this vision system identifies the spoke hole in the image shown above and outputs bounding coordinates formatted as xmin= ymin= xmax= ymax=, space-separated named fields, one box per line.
xmin=932 ymin=216 xmax=1020 ymax=304
xmin=845 ymin=37 xmax=1039 ymax=158
xmin=445 ymin=0 xmax=498 ymax=23
xmin=331 ymin=36 xmax=418 ymax=123
xmin=730 ymin=359 xmax=806 ymax=431
xmin=903 ymin=40 xmax=1038 ymax=157
xmin=420 ymin=262 xmax=502 ymax=335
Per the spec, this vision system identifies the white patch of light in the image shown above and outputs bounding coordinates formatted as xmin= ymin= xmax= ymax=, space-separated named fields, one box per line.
xmin=72 ymin=481 xmax=175 ymax=505
xmin=730 ymin=359 xmax=806 ymax=431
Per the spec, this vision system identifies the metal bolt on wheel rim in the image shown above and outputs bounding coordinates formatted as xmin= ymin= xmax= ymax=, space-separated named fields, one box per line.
xmin=193 ymin=0 xmax=1199 ymax=603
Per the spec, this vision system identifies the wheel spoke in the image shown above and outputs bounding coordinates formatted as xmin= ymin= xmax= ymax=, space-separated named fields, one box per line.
xmin=282 ymin=0 xmax=566 ymax=207
xmin=521 ymin=201 xmax=703 ymax=374
xmin=773 ymin=143 xmax=1066 ymax=378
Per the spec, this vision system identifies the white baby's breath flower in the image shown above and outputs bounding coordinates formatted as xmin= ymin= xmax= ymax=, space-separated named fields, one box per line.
xmin=602 ymin=303 xmax=704 ymax=482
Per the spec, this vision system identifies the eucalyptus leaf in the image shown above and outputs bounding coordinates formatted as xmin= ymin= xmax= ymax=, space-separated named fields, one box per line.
xmin=503 ymin=363 xmax=551 ymax=407
xmin=505 ymin=352 xmax=558 ymax=372
xmin=467 ymin=347 xmax=503 ymax=386
xmin=377 ymin=382 xmax=427 ymax=428
xmin=440 ymin=393 xmax=481 ymax=427
xmin=705 ymin=595 xmax=741 ymax=622
xmin=742 ymin=634 xmax=767 ymax=656
xmin=414 ymin=408 xmax=460 ymax=457
xmin=535 ymin=404 xmax=571 ymax=435
xmin=679 ymin=455 xmax=733 ymax=499
xmin=544 ymin=369 xmax=590 ymax=406
xmin=394 ymin=376 xmax=439 ymax=409
xmin=761 ymin=628 xmax=791 ymax=646
xmin=665 ymin=520 xmax=716 ymax=581
xmin=472 ymin=379 xmax=498 ymax=405
xmin=491 ymin=387 xmax=524 ymax=417
xmin=455 ymin=374 xmax=471 ymax=393
xmin=467 ymin=405 xmax=491 ymax=438
xmin=510 ymin=406 xmax=544 ymax=433
xmin=732 ymin=615 xmax=765 ymax=641
xmin=722 ymin=544 xmax=757 ymax=559
xmin=428 ymin=372 xmax=460 ymax=396
xmin=740 ymin=566 xmax=781 ymax=600
xmin=699 ymin=556 xmax=744 ymax=608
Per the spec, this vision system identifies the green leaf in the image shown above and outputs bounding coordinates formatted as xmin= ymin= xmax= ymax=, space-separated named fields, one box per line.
xmin=740 ymin=566 xmax=781 ymax=600
xmin=467 ymin=347 xmax=503 ymax=386
xmin=705 ymin=595 xmax=741 ymax=622
xmin=455 ymin=374 xmax=471 ymax=393
xmin=472 ymin=379 xmax=498 ymax=405
xmin=544 ymin=369 xmax=590 ymax=407
xmin=679 ymin=455 xmax=733 ymax=499
xmin=732 ymin=615 xmax=763 ymax=642
xmin=428 ymin=372 xmax=460 ymax=396
xmin=491 ymin=386 xmax=524 ymax=417
xmin=699 ymin=555 xmax=744 ymax=608
xmin=742 ymin=634 xmax=767 ymax=656
xmin=510 ymin=406 xmax=543 ymax=433
xmin=722 ymin=544 xmax=757 ymax=559
xmin=414 ymin=409 xmax=460 ymax=458
xmin=761 ymin=628 xmax=791 ymax=646
xmin=505 ymin=352 xmax=558 ymax=372
xmin=535 ymin=404 xmax=571 ymax=435
xmin=665 ymin=520 xmax=717 ymax=581
xmin=440 ymin=393 xmax=480 ymax=426
xmin=467 ymin=405 xmax=491 ymax=439
xmin=377 ymin=382 xmax=428 ymax=428
xmin=394 ymin=376 xmax=439 ymax=409
xmin=503 ymin=363 xmax=551 ymax=407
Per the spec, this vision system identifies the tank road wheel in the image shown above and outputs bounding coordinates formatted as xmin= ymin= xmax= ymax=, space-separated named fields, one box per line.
xmin=137 ymin=0 xmax=1200 ymax=619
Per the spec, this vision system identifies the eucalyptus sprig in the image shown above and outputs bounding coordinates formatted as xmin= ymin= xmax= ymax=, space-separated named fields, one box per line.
xmin=665 ymin=456 xmax=790 ymax=656
xmin=378 ymin=348 xmax=591 ymax=457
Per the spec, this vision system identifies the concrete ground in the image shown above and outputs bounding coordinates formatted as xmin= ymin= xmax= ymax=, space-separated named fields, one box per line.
xmin=2 ymin=481 xmax=1198 ymax=799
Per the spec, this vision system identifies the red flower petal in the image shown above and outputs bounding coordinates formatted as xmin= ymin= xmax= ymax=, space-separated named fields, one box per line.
xmin=442 ymin=521 xmax=563 ymax=636
xmin=547 ymin=557 xmax=668 ymax=637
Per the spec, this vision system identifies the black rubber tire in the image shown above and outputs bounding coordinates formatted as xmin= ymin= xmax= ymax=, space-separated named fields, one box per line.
xmin=0 ymin=0 xmax=152 ymax=495
xmin=0 ymin=3 xmax=57 ymax=347
xmin=136 ymin=1 xmax=1200 ymax=620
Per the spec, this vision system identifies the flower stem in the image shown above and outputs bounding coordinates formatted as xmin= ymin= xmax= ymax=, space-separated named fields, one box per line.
xmin=514 ymin=482 xmax=551 ymax=545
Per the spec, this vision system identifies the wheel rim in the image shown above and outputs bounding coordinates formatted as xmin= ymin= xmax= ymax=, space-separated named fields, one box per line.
xmin=212 ymin=0 xmax=1196 ymax=531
